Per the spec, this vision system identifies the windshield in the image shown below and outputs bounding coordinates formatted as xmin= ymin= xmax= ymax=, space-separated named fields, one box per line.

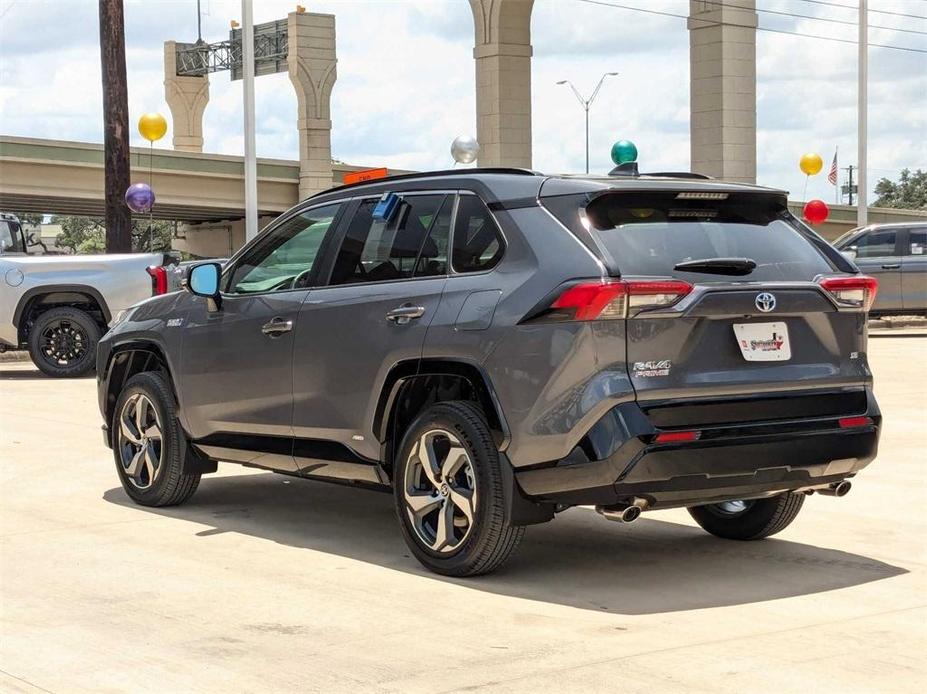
xmin=543 ymin=192 xmax=836 ymax=282
xmin=832 ymin=227 xmax=864 ymax=248
xmin=0 ymin=220 xmax=25 ymax=253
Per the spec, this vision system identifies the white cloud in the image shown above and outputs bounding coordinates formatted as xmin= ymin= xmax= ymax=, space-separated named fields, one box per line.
xmin=0 ymin=0 xmax=923 ymax=204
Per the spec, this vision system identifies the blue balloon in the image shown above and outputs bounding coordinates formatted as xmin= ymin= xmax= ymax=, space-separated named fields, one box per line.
xmin=125 ymin=183 xmax=155 ymax=213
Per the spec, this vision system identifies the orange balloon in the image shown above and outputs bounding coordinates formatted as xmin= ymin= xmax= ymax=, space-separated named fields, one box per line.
xmin=800 ymin=152 xmax=823 ymax=176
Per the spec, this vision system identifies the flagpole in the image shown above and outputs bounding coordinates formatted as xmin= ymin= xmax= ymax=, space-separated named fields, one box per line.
xmin=835 ymin=146 xmax=839 ymax=205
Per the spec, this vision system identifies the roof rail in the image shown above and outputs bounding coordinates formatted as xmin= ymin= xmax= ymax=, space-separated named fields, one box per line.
xmin=642 ymin=171 xmax=712 ymax=180
xmin=309 ymin=167 xmax=541 ymax=199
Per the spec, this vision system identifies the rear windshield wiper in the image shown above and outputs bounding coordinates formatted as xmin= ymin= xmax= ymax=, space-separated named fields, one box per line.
xmin=673 ymin=257 xmax=757 ymax=276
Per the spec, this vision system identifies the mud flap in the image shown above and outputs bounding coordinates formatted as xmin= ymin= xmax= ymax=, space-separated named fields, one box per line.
xmin=499 ymin=452 xmax=555 ymax=526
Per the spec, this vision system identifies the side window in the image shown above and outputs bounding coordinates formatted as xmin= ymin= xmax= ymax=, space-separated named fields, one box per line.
xmin=854 ymin=231 xmax=897 ymax=259
xmin=328 ymin=194 xmax=451 ymax=285
xmin=452 ymin=195 xmax=505 ymax=273
xmin=225 ymin=203 xmax=341 ymax=294
xmin=0 ymin=221 xmax=25 ymax=253
xmin=907 ymin=229 xmax=926 ymax=256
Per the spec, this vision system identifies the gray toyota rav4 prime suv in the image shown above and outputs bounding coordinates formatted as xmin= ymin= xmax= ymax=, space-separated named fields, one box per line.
xmin=97 ymin=168 xmax=881 ymax=576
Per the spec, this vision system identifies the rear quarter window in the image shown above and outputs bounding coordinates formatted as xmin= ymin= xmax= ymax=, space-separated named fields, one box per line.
xmin=543 ymin=192 xmax=836 ymax=282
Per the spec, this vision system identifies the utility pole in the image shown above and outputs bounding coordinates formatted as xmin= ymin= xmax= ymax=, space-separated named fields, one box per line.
xmin=843 ymin=165 xmax=855 ymax=206
xmin=857 ymin=0 xmax=868 ymax=226
xmin=242 ymin=0 xmax=258 ymax=242
xmin=98 ymin=0 xmax=132 ymax=253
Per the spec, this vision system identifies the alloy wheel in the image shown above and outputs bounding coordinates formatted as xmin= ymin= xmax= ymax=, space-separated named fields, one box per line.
xmin=40 ymin=319 xmax=87 ymax=366
xmin=709 ymin=499 xmax=754 ymax=517
xmin=117 ymin=393 xmax=163 ymax=490
xmin=403 ymin=429 xmax=478 ymax=554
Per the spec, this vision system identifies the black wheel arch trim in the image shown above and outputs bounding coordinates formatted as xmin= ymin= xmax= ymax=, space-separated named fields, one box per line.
xmin=101 ymin=339 xmax=183 ymax=443
xmin=373 ymin=358 xmax=511 ymax=449
xmin=13 ymin=284 xmax=112 ymax=331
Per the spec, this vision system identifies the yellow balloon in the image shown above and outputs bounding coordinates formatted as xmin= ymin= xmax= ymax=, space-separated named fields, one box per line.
xmin=138 ymin=113 xmax=168 ymax=142
xmin=800 ymin=152 xmax=823 ymax=176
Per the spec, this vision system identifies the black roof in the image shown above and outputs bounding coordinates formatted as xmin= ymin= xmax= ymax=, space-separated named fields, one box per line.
xmin=304 ymin=167 xmax=785 ymax=206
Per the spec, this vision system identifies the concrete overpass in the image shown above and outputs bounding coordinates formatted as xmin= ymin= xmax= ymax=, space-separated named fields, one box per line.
xmin=0 ymin=135 xmax=405 ymax=223
xmin=2 ymin=134 xmax=923 ymax=255
xmin=786 ymin=202 xmax=927 ymax=242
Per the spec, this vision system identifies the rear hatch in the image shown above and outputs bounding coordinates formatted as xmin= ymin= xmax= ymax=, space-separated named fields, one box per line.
xmin=542 ymin=187 xmax=876 ymax=426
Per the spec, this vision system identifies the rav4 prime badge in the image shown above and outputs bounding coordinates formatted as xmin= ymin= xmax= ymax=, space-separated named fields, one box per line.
xmin=633 ymin=360 xmax=672 ymax=377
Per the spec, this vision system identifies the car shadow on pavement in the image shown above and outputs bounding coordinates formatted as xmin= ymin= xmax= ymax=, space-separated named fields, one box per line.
xmin=0 ymin=367 xmax=93 ymax=380
xmin=0 ymin=368 xmax=47 ymax=379
xmin=103 ymin=472 xmax=906 ymax=615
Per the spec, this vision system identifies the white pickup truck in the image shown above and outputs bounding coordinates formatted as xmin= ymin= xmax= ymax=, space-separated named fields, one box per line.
xmin=0 ymin=213 xmax=176 ymax=377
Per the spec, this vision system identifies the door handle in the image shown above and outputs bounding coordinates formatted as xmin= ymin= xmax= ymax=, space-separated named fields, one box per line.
xmin=386 ymin=304 xmax=426 ymax=325
xmin=261 ymin=317 xmax=293 ymax=336
xmin=881 ymin=264 xmax=901 ymax=269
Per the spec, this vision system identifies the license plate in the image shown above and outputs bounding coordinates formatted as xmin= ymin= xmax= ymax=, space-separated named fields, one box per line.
xmin=733 ymin=322 xmax=791 ymax=361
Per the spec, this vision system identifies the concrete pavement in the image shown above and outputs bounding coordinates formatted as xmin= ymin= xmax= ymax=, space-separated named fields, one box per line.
xmin=1 ymin=335 xmax=925 ymax=693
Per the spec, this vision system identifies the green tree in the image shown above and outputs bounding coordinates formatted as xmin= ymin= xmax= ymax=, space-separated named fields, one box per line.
xmin=873 ymin=169 xmax=927 ymax=210
xmin=12 ymin=212 xmax=44 ymax=227
xmin=54 ymin=216 xmax=106 ymax=254
xmin=132 ymin=218 xmax=174 ymax=253
xmin=53 ymin=215 xmax=174 ymax=254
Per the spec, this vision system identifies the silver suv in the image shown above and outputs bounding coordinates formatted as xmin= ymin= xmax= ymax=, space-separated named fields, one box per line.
xmin=97 ymin=169 xmax=881 ymax=576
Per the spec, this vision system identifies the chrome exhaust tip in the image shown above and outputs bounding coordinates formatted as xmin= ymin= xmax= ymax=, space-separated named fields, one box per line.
xmin=817 ymin=480 xmax=852 ymax=497
xmin=596 ymin=498 xmax=648 ymax=523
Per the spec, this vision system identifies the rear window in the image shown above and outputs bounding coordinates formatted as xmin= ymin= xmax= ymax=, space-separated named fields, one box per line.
xmin=543 ymin=192 xmax=835 ymax=282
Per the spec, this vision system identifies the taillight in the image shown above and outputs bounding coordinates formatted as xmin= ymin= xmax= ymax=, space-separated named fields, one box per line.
xmin=527 ymin=279 xmax=692 ymax=323
xmin=654 ymin=430 xmax=701 ymax=443
xmin=818 ymin=275 xmax=878 ymax=311
xmin=147 ymin=266 xmax=168 ymax=295
xmin=838 ymin=416 xmax=873 ymax=429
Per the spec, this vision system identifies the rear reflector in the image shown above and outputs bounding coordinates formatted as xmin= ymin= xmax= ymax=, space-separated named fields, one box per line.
xmin=819 ymin=275 xmax=878 ymax=312
xmin=838 ymin=416 xmax=873 ymax=429
xmin=147 ymin=266 xmax=168 ymax=295
xmin=530 ymin=278 xmax=692 ymax=323
xmin=654 ymin=430 xmax=700 ymax=443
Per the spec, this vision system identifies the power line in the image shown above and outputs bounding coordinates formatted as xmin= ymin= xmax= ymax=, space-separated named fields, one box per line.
xmin=692 ymin=0 xmax=927 ymax=36
xmin=574 ymin=0 xmax=927 ymax=53
xmin=794 ymin=0 xmax=927 ymax=22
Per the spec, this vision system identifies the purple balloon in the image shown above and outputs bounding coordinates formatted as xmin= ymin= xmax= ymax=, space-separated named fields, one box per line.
xmin=125 ymin=183 xmax=155 ymax=213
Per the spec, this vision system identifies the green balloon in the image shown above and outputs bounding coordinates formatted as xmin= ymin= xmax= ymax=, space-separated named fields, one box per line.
xmin=611 ymin=140 xmax=638 ymax=165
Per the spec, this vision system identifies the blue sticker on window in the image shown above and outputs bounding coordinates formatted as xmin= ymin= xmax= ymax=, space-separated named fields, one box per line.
xmin=373 ymin=192 xmax=400 ymax=222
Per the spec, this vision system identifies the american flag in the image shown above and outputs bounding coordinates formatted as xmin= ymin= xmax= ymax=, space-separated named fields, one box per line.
xmin=827 ymin=150 xmax=838 ymax=186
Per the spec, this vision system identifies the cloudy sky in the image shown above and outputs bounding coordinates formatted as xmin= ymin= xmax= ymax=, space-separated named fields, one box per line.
xmin=0 ymin=0 xmax=924 ymax=203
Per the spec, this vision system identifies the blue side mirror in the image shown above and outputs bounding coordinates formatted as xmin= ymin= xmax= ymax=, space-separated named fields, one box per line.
xmin=187 ymin=263 xmax=221 ymax=298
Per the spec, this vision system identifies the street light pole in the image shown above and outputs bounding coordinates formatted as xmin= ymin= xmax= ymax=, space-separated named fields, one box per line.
xmin=242 ymin=0 xmax=258 ymax=243
xmin=857 ymin=0 xmax=868 ymax=227
xmin=557 ymin=72 xmax=618 ymax=174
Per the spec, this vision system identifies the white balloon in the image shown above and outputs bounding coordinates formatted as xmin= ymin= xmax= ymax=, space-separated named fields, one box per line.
xmin=451 ymin=135 xmax=480 ymax=165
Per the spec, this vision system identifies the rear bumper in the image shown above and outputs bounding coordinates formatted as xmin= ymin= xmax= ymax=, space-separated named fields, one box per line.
xmin=515 ymin=389 xmax=881 ymax=509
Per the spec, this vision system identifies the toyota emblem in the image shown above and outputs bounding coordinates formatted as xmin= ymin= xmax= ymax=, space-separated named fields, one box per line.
xmin=755 ymin=292 xmax=776 ymax=313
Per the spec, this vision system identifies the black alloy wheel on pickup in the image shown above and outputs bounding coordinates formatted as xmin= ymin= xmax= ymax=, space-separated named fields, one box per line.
xmin=27 ymin=307 xmax=101 ymax=378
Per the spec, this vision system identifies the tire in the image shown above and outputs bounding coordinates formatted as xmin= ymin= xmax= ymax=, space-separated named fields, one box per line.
xmin=27 ymin=306 xmax=101 ymax=378
xmin=111 ymin=371 xmax=200 ymax=507
xmin=393 ymin=401 xmax=524 ymax=577
xmin=688 ymin=492 xmax=805 ymax=540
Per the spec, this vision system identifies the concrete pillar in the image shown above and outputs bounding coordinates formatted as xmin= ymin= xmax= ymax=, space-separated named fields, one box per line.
xmin=688 ymin=0 xmax=757 ymax=183
xmin=163 ymin=41 xmax=209 ymax=153
xmin=468 ymin=0 xmax=534 ymax=168
xmin=287 ymin=11 xmax=337 ymax=200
